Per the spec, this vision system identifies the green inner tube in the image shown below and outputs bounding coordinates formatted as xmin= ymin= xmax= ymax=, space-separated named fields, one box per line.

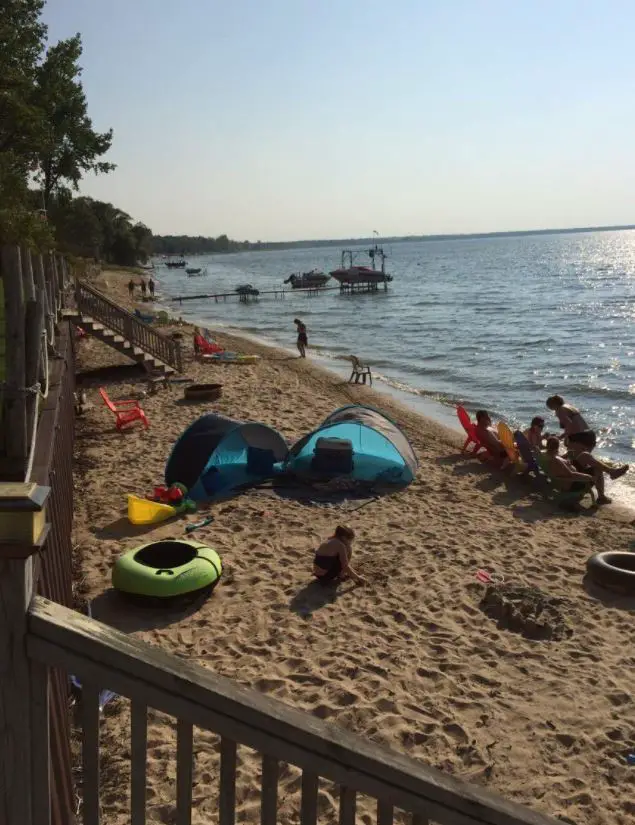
xmin=112 ymin=539 xmax=222 ymax=598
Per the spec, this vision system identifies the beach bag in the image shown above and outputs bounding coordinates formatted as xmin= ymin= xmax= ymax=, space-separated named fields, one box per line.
xmin=312 ymin=437 xmax=354 ymax=474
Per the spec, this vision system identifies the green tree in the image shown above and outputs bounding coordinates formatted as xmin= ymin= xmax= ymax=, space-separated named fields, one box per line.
xmin=34 ymin=34 xmax=115 ymax=207
xmin=0 ymin=0 xmax=51 ymax=244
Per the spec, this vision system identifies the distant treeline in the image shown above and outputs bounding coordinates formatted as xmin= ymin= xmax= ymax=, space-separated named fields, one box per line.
xmin=152 ymin=235 xmax=250 ymax=255
xmin=152 ymin=223 xmax=635 ymax=257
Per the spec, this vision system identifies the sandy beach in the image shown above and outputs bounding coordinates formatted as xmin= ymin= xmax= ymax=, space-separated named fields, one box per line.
xmin=71 ymin=269 xmax=635 ymax=825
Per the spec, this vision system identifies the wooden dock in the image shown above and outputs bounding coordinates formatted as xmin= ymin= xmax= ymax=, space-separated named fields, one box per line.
xmin=170 ymin=281 xmax=389 ymax=304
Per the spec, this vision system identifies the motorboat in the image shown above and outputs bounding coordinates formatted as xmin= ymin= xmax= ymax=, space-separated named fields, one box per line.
xmin=284 ymin=270 xmax=330 ymax=289
xmin=186 ymin=267 xmax=203 ymax=276
xmin=235 ymin=284 xmax=259 ymax=296
xmin=165 ymin=259 xmax=186 ymax=269
xmin=329 ymin=247 xmax=392 ymax=285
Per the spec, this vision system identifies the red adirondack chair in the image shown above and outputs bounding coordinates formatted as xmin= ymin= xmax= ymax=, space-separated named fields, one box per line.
xmin=99 ymin=388 xmax=149 ymax=431
xmin=194 ymin=334 xmax=224 ymax=355
xmin=456 ymin=405 xmax=484 ymax=454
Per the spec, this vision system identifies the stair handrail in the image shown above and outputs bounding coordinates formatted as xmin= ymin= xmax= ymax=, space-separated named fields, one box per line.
xmin=74 ymin=279 xmax=183 ymax=372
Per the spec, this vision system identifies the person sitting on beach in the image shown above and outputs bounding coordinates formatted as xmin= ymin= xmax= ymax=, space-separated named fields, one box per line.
xmin=565 ymin=440 xmax=628 ymax=506
xmin=294 ymin=318 xmax=308 ymax=358
xmin=524 ymin=416 xmax=546 ymax=450
xmin=475 ymin=411 xmax=509 ymax=467
xmin=313 ymin=526 xmax=365 ymax=585
xmin=546 ymin=395 xmax=596 ymax=449
xmin=543 ymin=437 xmax=595 ymax=496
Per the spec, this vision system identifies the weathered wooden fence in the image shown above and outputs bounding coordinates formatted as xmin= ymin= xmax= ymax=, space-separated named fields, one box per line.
xmin=0 ymin=245 xmax=77 ymax=824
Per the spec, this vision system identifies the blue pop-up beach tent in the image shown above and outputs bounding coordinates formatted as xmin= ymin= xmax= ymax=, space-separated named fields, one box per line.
xmin=284 ymin=404 xmax=417 ymax=486
xmin=165 ymin=414 xmax=288 ymax=501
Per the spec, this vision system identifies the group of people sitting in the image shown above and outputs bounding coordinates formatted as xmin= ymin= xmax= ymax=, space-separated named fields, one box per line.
xmin=474 ymin=395 xmax=629 ymax=505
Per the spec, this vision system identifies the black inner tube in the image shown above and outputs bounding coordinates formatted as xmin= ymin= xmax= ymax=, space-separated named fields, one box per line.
xmin=135 ymin=541 xmax=197 ymax=569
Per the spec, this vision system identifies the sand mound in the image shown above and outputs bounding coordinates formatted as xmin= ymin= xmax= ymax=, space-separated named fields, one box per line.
xmin=480 ymin=583 xmax=573 ymax=641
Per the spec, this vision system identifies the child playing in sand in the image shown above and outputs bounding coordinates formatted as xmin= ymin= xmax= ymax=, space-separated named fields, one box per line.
xmin=313 ymin=526 xmax=365 ymax=585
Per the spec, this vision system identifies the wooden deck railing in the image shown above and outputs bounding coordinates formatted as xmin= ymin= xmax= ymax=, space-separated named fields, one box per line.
xmin=27 ymin=597 xmax=560 ymax=825
xmin=74 ymin=280 xmax=183 ymax=372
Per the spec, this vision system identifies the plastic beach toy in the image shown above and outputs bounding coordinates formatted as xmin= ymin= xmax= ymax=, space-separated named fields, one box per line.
xmin=127 ymin=494 xmax=178 ymax=525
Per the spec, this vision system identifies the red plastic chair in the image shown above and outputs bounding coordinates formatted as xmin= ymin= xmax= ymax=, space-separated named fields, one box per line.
xmin=456 ymin=406 xmax=484 ymax=454
xmin=99 ymin=388 xmax=149 ymax=431
xmin=194 ymin=334 xmax=224 ymax=355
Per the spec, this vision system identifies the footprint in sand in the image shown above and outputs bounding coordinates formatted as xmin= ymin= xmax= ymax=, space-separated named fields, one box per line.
xmin=443 ymin=722 xmax=470 ymax=744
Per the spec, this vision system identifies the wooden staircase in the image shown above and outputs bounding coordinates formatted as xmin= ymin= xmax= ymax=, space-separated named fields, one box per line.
xmin=63 ymin=280 xmax=183 ymax=375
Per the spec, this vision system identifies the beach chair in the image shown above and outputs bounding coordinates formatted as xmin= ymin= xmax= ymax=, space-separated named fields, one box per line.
xmin=456 ymin=406 xmax=484 ymax=454
xmin=497 ymin=421 xmax=523 ymax=468
xmin=535 ymin=448 xmax=595 ymax=507
xmin=99 ymin=388 xmax=149 ymax=431
xmin=513 ymin=431 xmax=542 ymax=480
xmin=194 ymin=334 xmax=224 ymax=356
xmin=349 ymin=355 xmax=372 ymax=386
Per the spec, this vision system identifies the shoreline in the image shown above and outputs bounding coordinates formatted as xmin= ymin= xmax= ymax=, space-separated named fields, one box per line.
xmin=152 ymin=280 xmax=635 ymax=511
xmin=72 ymin=268 xmax=635 ymax=825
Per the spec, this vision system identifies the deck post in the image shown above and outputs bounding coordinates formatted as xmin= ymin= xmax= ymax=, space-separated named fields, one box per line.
xmin=0 ymin=482 xmax=51 ymax=825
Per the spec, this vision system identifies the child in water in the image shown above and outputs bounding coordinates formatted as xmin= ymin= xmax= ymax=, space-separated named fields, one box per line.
xmin=313 ymin=526 xmax=365 ymax=585
xmin=294 ymin=318 xmax=308 ymax=357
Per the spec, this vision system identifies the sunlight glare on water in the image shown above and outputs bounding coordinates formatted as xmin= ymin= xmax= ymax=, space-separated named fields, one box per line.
xmin=157 ymin=230 xmax=635 ymax=485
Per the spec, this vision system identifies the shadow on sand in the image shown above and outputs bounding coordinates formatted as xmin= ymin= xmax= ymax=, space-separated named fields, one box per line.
xmin=289 ymin=579 xmax=358 ymax=618
xmin=92 ymin=515 xmax=163 ymax=540
xmin=582 ymin=575 xmax=635 ymax=613
xmin=89 ymin=587 xmax=209 ymax=633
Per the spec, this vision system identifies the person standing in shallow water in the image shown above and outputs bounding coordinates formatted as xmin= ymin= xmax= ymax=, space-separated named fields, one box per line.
xmin=294 ymin=318 xmax=308 ymax=358
xmin=128 ymin=278 xmax=135 ymax=297
xmin=148 ymin=277 xmax=155 ymax=299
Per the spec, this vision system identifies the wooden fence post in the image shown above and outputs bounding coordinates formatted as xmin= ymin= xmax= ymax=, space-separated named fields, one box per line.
xmin=1 ymin=246 xmax=28 ymax=480
xmin=23 ymin=251 xmax=45 ymax=475
xmin=0 ymin=482 xmax=51 ymax=825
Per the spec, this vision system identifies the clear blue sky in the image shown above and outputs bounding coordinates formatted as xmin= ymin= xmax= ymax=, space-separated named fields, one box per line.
xmin=43 ymin=0 xmax=635 ymax=241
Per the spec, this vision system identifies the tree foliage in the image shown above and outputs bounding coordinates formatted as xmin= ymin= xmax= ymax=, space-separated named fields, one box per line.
xmin=152 ymin=234 xmax=250 ymax=255
xmin=49 ymin=195 xmax=152 ymax=265
xmin=0 ymin=0 xmax=114 ymax=246
xmin=34 ymin=34 xmax=114 ymax=206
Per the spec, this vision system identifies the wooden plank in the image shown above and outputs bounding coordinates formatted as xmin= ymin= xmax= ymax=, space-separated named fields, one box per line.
xmin=0 ymin=555 xmax=35 ymax=825
xmin=176 ymin=720 xmax=193 ymax=825
xmin=219 ymin=738 xmax=237 ymax=825
xmin=21 ymin=247 xmax=36 ymax=302
xmin=81 ymin=685 xmax=101 ymax=825
xmin=260 ymin=755 xmax=279 ymax=825
xmin=30 ymin=659 xmax=51 ymax=825
xmin=339 ymin=786 xmax=356 ymax=825
xmin=300 ymin=771 xmax=318 ymax=825
xmin=1 ymin=245 xmax=27 ymax=477
xmin=377 ymin=800 xmax=394 ymax=825
xmin=130 ymin=701 xmax=147 ymax=825
xmin=27 ymin=598 xmax=561 ymax=825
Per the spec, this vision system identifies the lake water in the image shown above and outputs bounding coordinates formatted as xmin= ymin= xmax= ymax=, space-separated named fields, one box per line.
xmin=155 ymin=230 xmax=635 ymax=493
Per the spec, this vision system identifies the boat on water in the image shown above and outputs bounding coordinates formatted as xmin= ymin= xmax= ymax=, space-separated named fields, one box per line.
xmin=165 ymin=259 xmax=186 ymax=269
xmin=186 ymin=267 xmax=203 ymax=276
xmin=329 ymin=246 xmax=393 ymax=285
xmin=235 ymin=284 xmax=259 ymax=296
xmin=284 ymin=270 xmax=330 ymax=289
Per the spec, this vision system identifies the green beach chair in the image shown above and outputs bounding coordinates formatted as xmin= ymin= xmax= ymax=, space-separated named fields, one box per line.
xmin=535 ymin=452 xmax=596 ymax=508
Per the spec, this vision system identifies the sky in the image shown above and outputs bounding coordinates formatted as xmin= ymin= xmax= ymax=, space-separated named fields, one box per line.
xmin=43 ymin=0 xmax=635 ymax=241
